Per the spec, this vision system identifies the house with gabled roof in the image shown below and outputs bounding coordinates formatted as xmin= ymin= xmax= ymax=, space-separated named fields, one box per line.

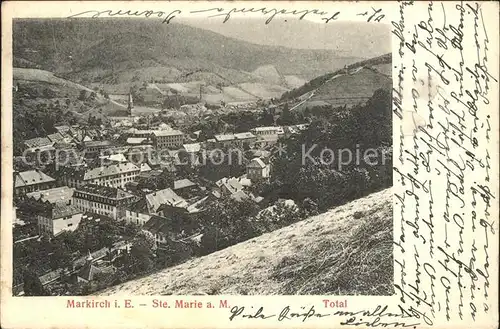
xmin=246 ymin=157 xmax=271 ymax=180
xmin=14 ymin=170 xmax=56 ymax=196
xmin=144 ymin=188 xmax=188 ymax=214
xmin=33 ymin=190 xmax=83 ymax=237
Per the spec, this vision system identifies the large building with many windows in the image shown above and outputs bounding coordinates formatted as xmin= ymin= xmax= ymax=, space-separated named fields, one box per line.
xmin=152 ymin=130 xmax=184 ymax=149
xmin=59 ymin=162 xmax=140 ymax=189
xmin=27 ymin=186 xmax=83 ymax=237
xmin=72 ymin=184 xmax=137 ymax=220
xmin=14 ymin=170 xmax=56 ymax=196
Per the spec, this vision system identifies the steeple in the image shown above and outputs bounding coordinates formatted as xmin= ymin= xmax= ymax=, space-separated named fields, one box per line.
xmin=127 ymin=91 xmax=134 ymax=116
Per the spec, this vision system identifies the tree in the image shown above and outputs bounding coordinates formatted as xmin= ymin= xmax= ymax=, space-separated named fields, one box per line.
xmin=201 ymin=198 xmax=260 ymax=250
xmin=126 ymin=230 xmax=156 ymax=274
xmin=78 ymin=90 xmax=87 ymax=101
xmin=23 ymin=268 xmax=47 ymax=296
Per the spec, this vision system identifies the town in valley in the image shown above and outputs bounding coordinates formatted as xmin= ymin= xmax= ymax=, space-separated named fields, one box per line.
xmin=12 ymin=18 xmax=393 ymax=296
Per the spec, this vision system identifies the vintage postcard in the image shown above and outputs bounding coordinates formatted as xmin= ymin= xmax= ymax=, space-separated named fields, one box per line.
xmin=1 ymin=1 xmax=498 ymax=328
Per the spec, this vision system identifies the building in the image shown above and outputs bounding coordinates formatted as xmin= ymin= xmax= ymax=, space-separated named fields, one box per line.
xmin=73 ymin=184 xmax=136 ymax=220
xmin=98 ymin=153 xmax=128 ymax=164
xmin=143 ymin=215 xmax=177 ymax=245
xmin=23 ymin=137 xmax=56 ymax=164
xmin=246 ymin=158 xmax=271 ymax=180
xmin=144 ymin=188 xmax=188 ymax=214
xmin=76 ymin=251 xmax=115 ymax=283
xmin=152 ymin=130 xmax=184 ymax=149
xmin=182 ymin=143 xmax=201 ymax=154
xmin=125 ymin=200 xmax=152 ymax=226
xmin=52 ymin=148 xmax=85 ymax=171
xmin=14 ymin=170 xmax=56 ymax=196
xmin=251 ymin=126 xmax=280 ymax=136
xmin=127 ymin=128 xmax=157 ymax=139
xmin=234 ymin=132 xmax=257 ymax=147
xmin=47 ymin=132 xmax=74 ymax=144
xmin=254 ymin=134 xmax=279 ymax=149
xmin=82 ymin=140 xmax=113 ymax=155
xmin=214 ymin=177 xmax=247 ymax=200
xmin=124 ymin=188 xmax=188 ymax=225
xmin=126 ymin=137 xmax=151 ymax=145
xmin=284 ymin=123 xmax=309 ymax=136
xmin=143 ymin=206 xmax=200 ymax=246
xmin=24 ymin=137 xmax=53 ymax=151
xmin=17 ymin=185 xmax=80 ymax=237
xmin=26 ymin=186 xmax=82 ymax=237
xmin=173 ymin=179 xmax=199 ymax=198
xmin=179 ymin=143 xmax=203 ymax=167
xmin=25 ymin=186 xmax=75 ymax=204
xmin=59 ymin=162 xmax=140 ymax=189
xmin=38 ymin=202 xmax=83 ymax=237
xmin=214 ymin=134 xmax=235 ymax=147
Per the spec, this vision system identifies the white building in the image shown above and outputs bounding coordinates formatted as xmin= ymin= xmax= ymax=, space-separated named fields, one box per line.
xmin=38 ymin=203 xmax=83 ymax=237
xmin=59 ymin=162 xmax=140 ymax=189
xmin=152 ymin=130 xmax=184 ymax=149
xmin=251 ymin=126 xmax=280 ymax=136
xmin=29 ymin=186 xmax=83 ymax=237
xmin=73 ymin=184 xmax=136 ymax=220
xmin=246 ymin=158 xmax=271 ymax=180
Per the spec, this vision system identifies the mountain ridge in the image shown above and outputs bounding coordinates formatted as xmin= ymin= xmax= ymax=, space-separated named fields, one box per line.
xmin=13 ymin=19 xmax=364 ymax=82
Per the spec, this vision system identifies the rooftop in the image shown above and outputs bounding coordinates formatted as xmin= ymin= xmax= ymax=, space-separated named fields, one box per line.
xmin=99 ymin=153 xmax=128 ymax=163
xmin=14 ymin=170 xmax=55 ymax=188
xmin=52 ymin=203 xmax=82 ymax=219
xmin=214 ymin=134 xmax=235 ymax=142
xmin=145 ymin=188 xmax=188 ymax=213
xmin=173 ymin=179 xmax=197 ymax=190
xmin=126 ymin=137 xmax=149 ymax=145
xmin=252 ymin=126 xmax=280 ymax=132
xmin=234 ymin=132 xmax=256 ymax=139
xmin=247 ymin=158 xmax=267 ymax=169
xmin=216 ymin=177 xmax=244 ymax=194
xmin=83 ymin=140 xmax=113 ymax=148
xmin=47 ymin=132 xmax=67 ymax=143
xmin=75 ymin=184 xmax=135 ymax=200
xmin=182 ymin=143 xmax=201 ymax=153
xmin=152 ymin=130 xmax=183 ymax=137
xmin=25 ymin=186 xmax=75 ymax=204
xmin=143 ymin=215 xmax=174 ymax=236
xmin=24 ymin=137 xmax=53 ymax=149
xmin=78 ymin=262 xmax=103 ymax=282
xmin=83 ymin=162 xmax=140 ymax=180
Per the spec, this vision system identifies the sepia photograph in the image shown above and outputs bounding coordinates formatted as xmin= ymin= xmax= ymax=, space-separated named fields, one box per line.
xmin=11 ymin=17 xmax=393 ymax=297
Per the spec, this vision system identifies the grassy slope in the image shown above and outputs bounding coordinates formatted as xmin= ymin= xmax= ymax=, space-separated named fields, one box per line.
xmin=100 ymin=188 xmax=393 ymax=296
xmin=13 ymin=68 xmax=130 ymax=122
xmin=281 ymin=53 xmax=391 ymax=102
xmin=310 ymin=67 xmax=392 ymax=101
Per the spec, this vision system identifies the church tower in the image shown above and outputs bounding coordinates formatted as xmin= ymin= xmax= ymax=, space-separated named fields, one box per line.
xmin=127 ymin=92 xmax=134 ymax=116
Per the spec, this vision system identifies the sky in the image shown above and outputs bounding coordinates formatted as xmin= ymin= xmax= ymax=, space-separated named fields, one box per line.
xmin=179 ymin=18 xmax=391 ymax=58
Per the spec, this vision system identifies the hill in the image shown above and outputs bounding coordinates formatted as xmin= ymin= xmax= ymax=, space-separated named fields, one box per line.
xmin=12 ymin=67 xmax=132 ymax=154
xmin=13 ymin=68 xmax=129 ymax=116
xmin=281 ymin=53 xmax=392 ymax=109
xmin=290 ymin=67 xmax=392 ymax=111
xmin=100 ymin=188 xmax=393 ymax=296
xmin=13 ymin=19 xmax=365 ymax=103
